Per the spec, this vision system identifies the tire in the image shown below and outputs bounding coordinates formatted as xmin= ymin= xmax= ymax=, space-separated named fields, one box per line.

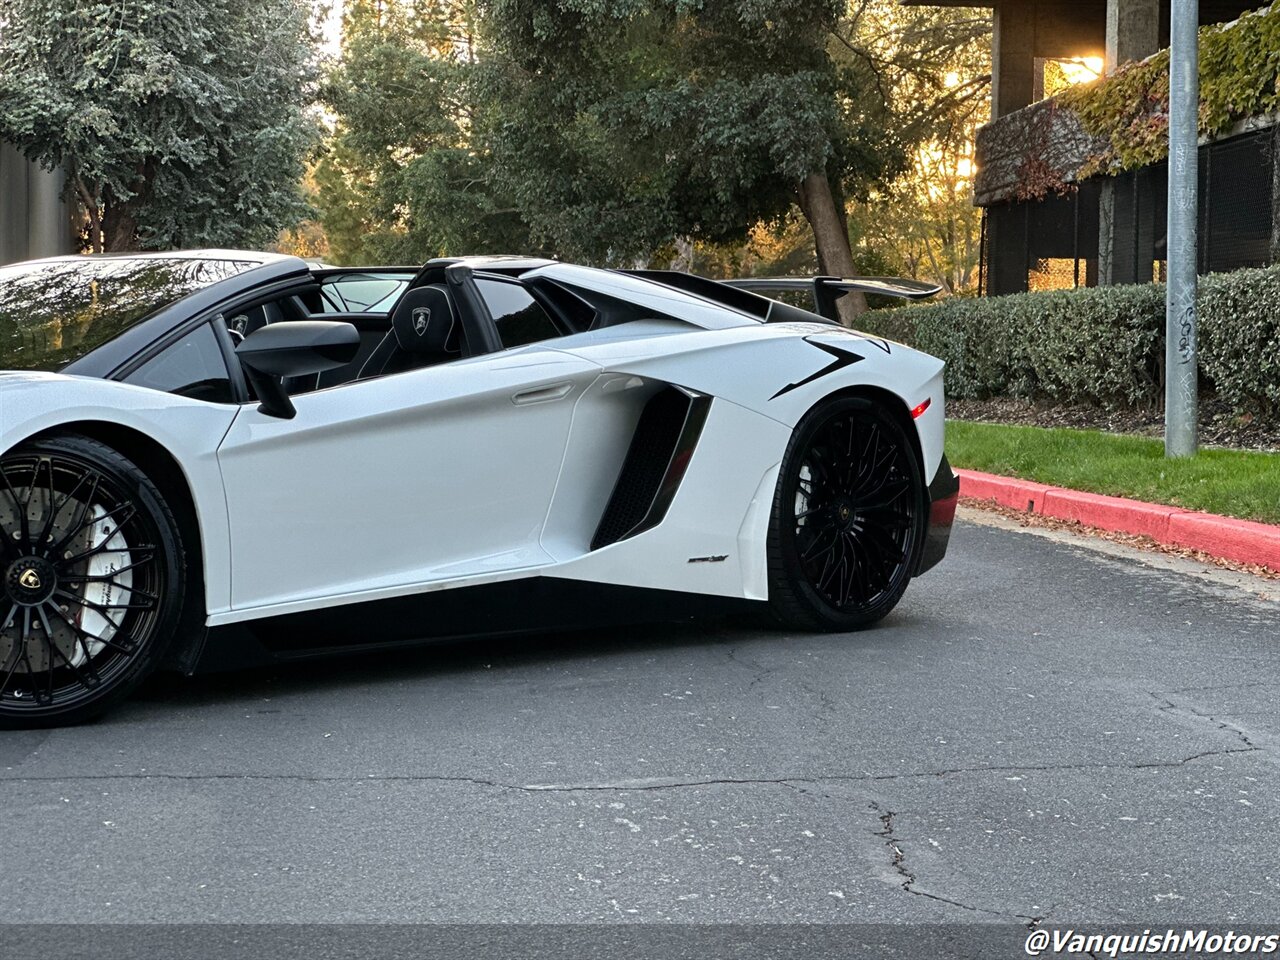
xmin=0 ymin=435 xmax=185 ymax=728
xmin=767 ymin=395 xmax=926 ymax=632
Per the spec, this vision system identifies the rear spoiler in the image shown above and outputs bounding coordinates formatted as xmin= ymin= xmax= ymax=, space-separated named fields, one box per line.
xmin=723 ymin=276 xmax=942 ymax=323
xmin=622 ymin=270 xmax=941 ymax=325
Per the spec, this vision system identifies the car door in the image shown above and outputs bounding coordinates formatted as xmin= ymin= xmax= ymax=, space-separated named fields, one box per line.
xmin=215 ymin=345 xmax=600 ymax=614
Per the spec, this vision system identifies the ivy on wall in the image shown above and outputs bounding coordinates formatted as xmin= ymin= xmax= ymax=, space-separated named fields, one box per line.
xmin=1061 ymin=0 xmax=1280 ymax=178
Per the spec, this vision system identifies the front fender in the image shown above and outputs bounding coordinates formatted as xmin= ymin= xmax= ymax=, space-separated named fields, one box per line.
xmin=0 ymin=372 xmax=239 ymax=619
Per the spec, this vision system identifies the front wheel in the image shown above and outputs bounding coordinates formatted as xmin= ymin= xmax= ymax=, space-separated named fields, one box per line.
xmin=767 ymin=396 xmax=926 ymax=632
xmin=0 ymin=436 xmax=185 ymax=728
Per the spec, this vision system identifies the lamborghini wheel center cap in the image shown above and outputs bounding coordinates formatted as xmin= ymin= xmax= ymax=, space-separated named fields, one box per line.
xmin=5 ymin=556 xmax=57 ymax=606
xmin=833 ymin=500 xmax=859 ymax=531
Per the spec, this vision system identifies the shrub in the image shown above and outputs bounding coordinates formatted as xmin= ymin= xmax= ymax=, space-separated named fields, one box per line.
xmin=1200 ymin=266 xmax=1280 ymax=417
xmin=867 ymin=265 xmax=1280 ymax=417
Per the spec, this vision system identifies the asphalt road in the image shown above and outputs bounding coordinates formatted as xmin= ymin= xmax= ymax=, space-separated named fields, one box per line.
xmin=3 ymin=508 xmax=1279 ymax=947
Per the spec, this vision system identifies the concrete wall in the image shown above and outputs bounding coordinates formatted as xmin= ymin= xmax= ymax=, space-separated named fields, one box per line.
xmin=991 ymin=1 xmax=1108 ymax=118
xmin=0 ymin=143 xmax=75 ymax=266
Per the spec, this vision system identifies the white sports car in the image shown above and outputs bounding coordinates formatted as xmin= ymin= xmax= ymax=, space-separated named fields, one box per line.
xmin=0 ymin=251 xmax=959 ymax=727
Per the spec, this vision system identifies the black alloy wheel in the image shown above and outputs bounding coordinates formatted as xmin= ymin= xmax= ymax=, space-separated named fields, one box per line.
xmin=0 ymin=435 xmax=184 ymax=728
xmin=768 ymin=396 xmax=925 ymax=631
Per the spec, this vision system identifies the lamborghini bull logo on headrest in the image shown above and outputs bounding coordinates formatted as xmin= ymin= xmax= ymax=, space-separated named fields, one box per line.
xmin=412 ymin=307 xmax=431 ymax=336
xmin=18 ymin=568 xmax=41 ymax=590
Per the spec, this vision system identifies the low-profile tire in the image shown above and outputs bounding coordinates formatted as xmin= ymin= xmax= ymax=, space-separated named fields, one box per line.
xmin=767 ymin=395 xmax=926 ymax=632
xmin=0 ymin=435 xmax=185 ymax=728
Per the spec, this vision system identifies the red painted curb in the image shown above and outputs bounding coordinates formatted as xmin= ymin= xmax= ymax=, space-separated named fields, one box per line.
xmin=1041 ymin=488 xmax=1177 ymax=542
xmin=954 ymin=471 xmax=1053 ymax=514
xmin=1168 ymin=512 xmax=1280 ymax=571
xmin=955 ymin=468 xmax=1280 ymax=572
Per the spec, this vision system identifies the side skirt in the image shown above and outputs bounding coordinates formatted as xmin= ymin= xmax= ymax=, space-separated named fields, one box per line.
xmin=193 ymin=577 xmax=759 ymax=674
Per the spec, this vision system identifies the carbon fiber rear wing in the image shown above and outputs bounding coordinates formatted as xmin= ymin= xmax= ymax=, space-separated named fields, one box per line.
xmin=723 ymin=276 xmax=941 ymax=323
xmin=623 ymin=270 xmax=941 ymax=325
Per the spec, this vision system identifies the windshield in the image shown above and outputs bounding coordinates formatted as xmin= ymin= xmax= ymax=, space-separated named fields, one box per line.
xmin=317 ymin=273 xmax=411 ymax=314
xmin=0 ymin=256 xmax=258 ymax=371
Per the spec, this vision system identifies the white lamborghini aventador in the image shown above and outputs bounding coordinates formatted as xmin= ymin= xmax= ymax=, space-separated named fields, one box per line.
xmin=0 ymin=251 xmax=959 ymax=727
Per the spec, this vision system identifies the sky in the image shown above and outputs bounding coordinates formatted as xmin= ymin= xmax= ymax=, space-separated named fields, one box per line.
xmin=318 ymin=0 xmax=344 ymax=57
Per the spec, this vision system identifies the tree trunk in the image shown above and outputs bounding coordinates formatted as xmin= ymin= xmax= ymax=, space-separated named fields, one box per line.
xmin=101 ymin=192 xmax=140 ymax=253
xmin=72 ymin=176 xmax=104 ymax=253
xmin=797 ymin=171 xmax=867 ymax=325
xmin=672 ymin=236 xmax=695 ymax=273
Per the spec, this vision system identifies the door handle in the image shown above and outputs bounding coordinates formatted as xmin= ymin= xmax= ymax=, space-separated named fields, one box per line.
xmin=512 ymin=382 xmax=574 ymax=405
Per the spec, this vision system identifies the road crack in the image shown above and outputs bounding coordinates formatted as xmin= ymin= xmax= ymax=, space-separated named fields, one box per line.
xmin=1150 ymin=691 xmax=1265 ymax=753
xmin=722 ymin=644 xmax=776 ymax=690
xmin=870 ymin=802 xmax=1043 ymax=926
xmin=1 ymin=748 xmax=1257 ymax=791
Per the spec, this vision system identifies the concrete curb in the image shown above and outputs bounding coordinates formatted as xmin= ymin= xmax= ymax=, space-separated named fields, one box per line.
xmin=956 ymin=469 xmax=1280 ymax=572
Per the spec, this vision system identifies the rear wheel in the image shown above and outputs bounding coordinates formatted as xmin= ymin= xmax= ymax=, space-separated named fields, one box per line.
xmin=0 ymin=436 xmax=184 ymax=728
xmin=767 ymin=396 xmax=925 ymax=631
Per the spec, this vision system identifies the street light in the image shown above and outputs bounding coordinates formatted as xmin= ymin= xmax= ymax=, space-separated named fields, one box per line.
xmin=1166 ymin=0 xmax=1199 ymax=458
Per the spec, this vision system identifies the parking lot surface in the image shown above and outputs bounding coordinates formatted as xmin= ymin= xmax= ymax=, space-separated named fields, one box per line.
xmin=3 ymin=509 xmax=1278 ymax=928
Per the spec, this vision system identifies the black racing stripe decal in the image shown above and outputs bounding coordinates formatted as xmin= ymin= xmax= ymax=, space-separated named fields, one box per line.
xmin=862 ymin=336 xmax=892 ymax=355
xmin=770 ymin=339 xmax=865 ymax=400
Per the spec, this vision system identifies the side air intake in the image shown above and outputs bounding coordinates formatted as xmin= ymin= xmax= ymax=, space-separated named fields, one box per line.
xmin=591 ymin=387 xmax=712 ymax=550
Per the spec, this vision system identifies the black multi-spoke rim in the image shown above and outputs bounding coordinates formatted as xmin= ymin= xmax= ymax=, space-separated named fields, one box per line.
xmin=0 ymin=454 xmax=163 ymax=714
xmin=790 ymin=411 xmax=918 ymax=612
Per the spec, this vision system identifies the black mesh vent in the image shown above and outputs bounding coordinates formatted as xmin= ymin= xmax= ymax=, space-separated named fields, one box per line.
xmin=591 ymin=388 xmax=696 ymax=550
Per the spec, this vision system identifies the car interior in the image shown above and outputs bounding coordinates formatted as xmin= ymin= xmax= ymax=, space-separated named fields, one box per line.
xmin=221 ymin=262 xmax=687 ymax=401
xmin=225 ymin=277 xmax=480 ymax=396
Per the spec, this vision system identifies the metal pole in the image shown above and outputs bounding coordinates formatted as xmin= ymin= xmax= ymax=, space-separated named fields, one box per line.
xmin=1166 ymin=0 xmax=1199 ymax=458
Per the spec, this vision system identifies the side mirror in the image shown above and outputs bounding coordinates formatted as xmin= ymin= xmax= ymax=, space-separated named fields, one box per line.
xmin=236 ymin=320 xmax=360 ymax=419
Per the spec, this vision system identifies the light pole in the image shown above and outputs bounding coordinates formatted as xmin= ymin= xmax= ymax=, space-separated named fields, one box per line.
xmin=1166 ymin=0 xmax=1199 ymax=458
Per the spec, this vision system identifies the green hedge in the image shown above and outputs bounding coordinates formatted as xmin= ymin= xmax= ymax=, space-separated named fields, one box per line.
xmin=868 ymin=265 xmax=1280 ymax=417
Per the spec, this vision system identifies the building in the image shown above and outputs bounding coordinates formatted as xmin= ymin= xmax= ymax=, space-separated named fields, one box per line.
xmin=904 ymin=0 xmax=1275 ymax=295
xmin=0 ymin=144 xmax=74 ymax=266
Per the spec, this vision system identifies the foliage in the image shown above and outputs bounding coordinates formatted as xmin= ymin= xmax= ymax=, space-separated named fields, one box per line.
xmin=475 ymin=0 xmax=897 ymax=268
xmin=316 ymin=0 xmax=991 ymax=281
xmin=1060 ymin=1 xmax=1280 ymax=177
xmin=317 ymin=0 xmax=540 ymax=264
xmin=841 ymin=2 xmax=991 ymax=293
xmin=0 ymin=0 xmax=320 ymax=251
xmin=868 ymin=265 xmax=1280 ymax=417
xmin=947 ymin=421 xmax=1280 ymax=524
xmin=636 ymin=2 xmax=993 ymax=290
xmin=1198 ymin=265 xmax=1280 ymax=418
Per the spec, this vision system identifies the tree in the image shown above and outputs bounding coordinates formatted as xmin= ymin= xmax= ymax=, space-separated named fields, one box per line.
xmin=317 ymin=0 xmax=538 ymax=264
xmin=317 ymin=1 xmax=992 ymax=313
xmin=0 ymin=0 xmax=320 ymax=252
xmin=477 ymin=0 xmax=909 ymax=319
xmin=837 ymin=2 xmax=991 ymax=294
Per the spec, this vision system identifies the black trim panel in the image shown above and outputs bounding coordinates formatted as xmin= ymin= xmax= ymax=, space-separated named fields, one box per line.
xmin=622 ymin=269 xmax=774 ymax=320
xmin=591 ymin=387 xmax=712 ymax=550
xmin=193 ymin=578 xmax=755 ymax=674
xmin=916 ymin=453 xmax=960 ymax=576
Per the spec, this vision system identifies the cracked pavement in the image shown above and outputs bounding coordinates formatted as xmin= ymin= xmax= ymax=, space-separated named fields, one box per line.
xmin=2 ymin=508 xmax=1279 ymax=924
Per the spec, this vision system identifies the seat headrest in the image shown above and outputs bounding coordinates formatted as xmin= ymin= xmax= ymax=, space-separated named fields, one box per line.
xmin=391 ymin=285 xmax=459 ymax=355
